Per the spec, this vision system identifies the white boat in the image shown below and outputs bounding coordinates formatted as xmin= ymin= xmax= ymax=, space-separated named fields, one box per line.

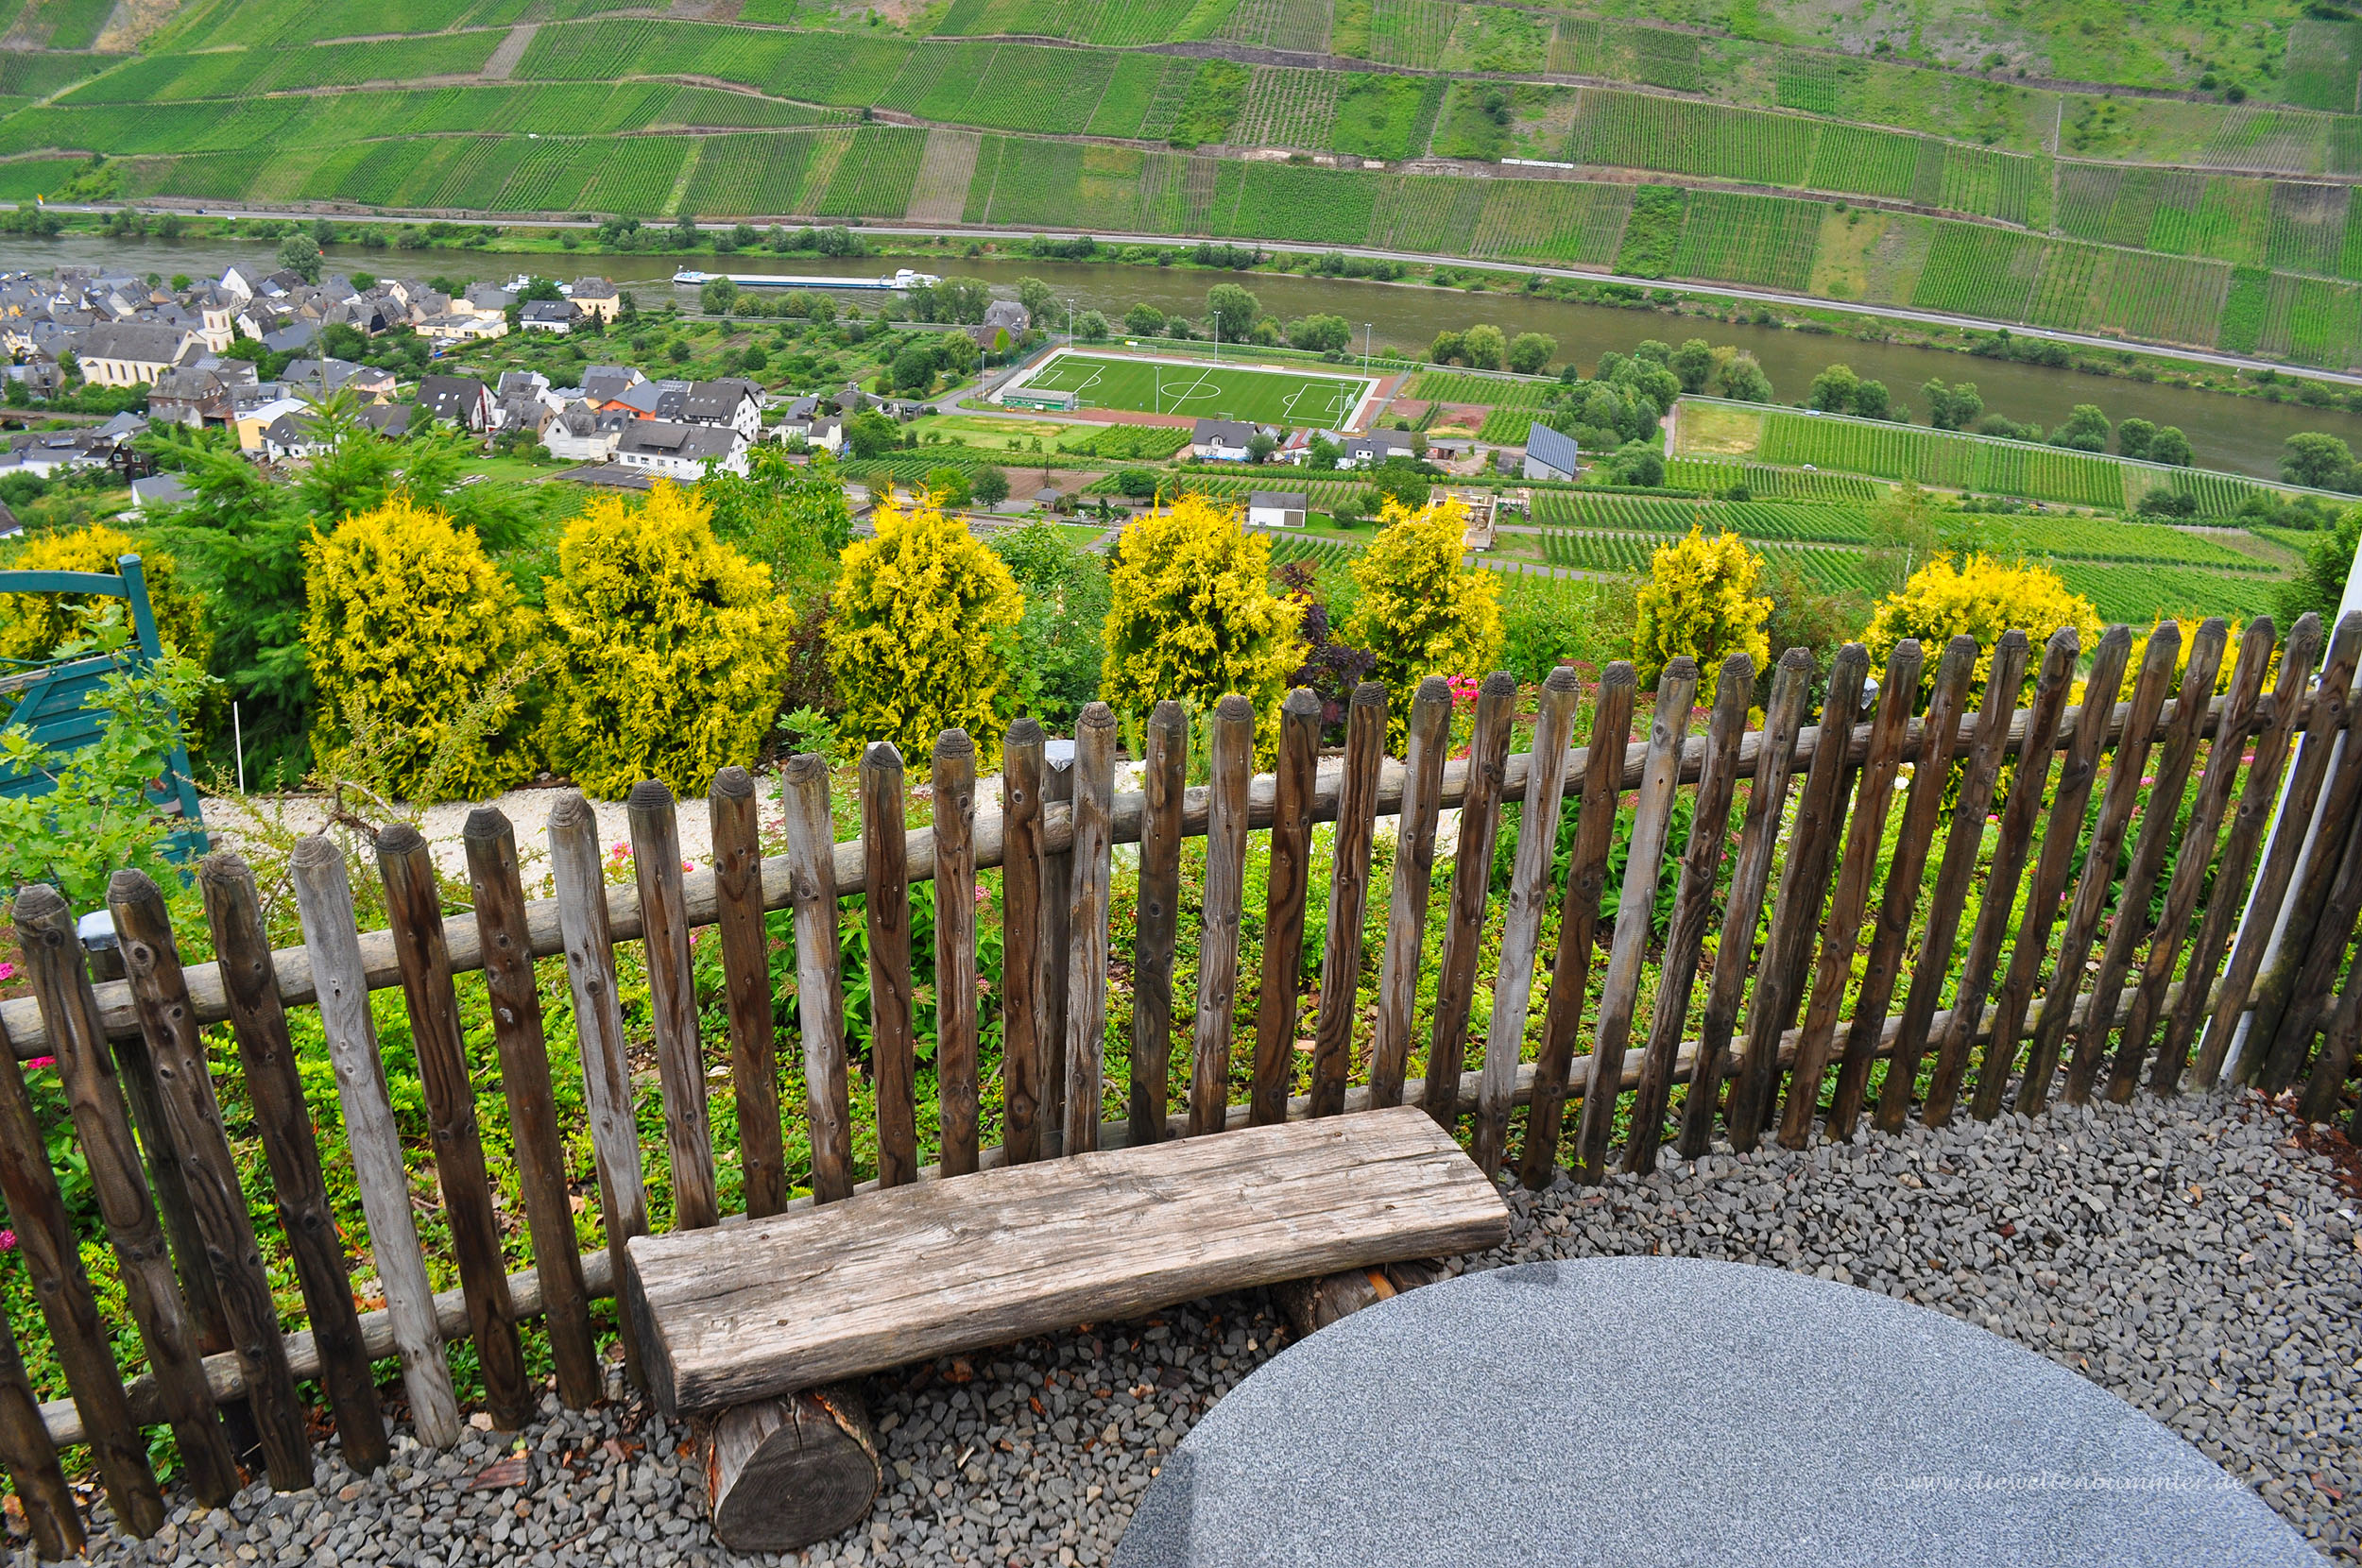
xmin=671 ymin=269 xmax=943 ymax=290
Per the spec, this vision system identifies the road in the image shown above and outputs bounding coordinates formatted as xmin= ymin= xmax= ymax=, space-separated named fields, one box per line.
xmin=23 ymin=204 xmax=2358 ymax=390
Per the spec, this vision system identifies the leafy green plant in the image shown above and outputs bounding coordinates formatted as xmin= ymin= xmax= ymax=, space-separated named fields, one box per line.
xmin=0 ymin=607 xmax=213 ymax=912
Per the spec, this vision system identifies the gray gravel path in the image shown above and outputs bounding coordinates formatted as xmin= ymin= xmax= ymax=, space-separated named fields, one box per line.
xmin=48 ymin=1090 xmax=2362 ymax=1568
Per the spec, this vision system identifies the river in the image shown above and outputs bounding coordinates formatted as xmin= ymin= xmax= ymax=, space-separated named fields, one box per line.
xmin=9 ymin=230 xmax=2362 ymax=483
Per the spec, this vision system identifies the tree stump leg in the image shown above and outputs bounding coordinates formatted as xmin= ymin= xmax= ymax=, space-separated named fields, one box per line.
xmin=1272 ymin=1258 xmax=1447 ymax=1340
xmin=706 ymin=1382 xmax=880 ymax=1554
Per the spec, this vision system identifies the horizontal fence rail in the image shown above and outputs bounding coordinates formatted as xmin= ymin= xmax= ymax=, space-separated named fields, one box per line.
xmin=3 ymin=611 xmax=2362 ymax=1556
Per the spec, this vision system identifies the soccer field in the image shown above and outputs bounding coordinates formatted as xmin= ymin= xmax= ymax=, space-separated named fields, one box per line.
xmin=1008 ymin=351 xmax=1378 ymax=427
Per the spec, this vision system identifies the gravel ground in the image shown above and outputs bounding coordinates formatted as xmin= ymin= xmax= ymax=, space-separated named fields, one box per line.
xmin=47 ymin=1090 xmax=2362 ymax=1568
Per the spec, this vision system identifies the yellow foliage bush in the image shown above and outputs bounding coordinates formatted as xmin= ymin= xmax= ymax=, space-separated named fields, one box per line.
xmin=1633 ymin=526 xmax=1770 ymax=703
xmin=303 ymin=495 xmax=539 ymax=804
xmin=0 ymin=522 xmax=209 ymax=668
xmin=1864 ymin=554 xmax=2100 ymax=701
xmin=1101 ymin=493 xmax=1302 ymax=735
xmin=827 ymin=493 xmax=1025 ymax=759
xmin=2123 ymin=615 xmax=2269 ymax=699
xmin=1345 ymin=495 xmax=1504 ymax=741
xmin=541 ymin=482 xmax=788 ymax=797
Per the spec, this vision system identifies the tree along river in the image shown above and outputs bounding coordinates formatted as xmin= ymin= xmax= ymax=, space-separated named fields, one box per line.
xmin=9 ymin=231 xmax=2362 ymax=484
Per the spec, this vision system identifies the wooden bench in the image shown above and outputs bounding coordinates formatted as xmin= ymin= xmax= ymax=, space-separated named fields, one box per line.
xmin=624 ymin=1105 xmax=1509 ymax=1550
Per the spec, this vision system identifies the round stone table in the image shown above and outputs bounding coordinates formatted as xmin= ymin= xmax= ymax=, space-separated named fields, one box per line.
xmin=1114 ymin=1257 xmax=2323 ymax=1568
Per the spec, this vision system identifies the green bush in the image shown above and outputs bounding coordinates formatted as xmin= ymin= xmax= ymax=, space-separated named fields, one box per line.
xmin=303 ymin=496 xmax=540 ymax=803
xmin=541 ymin=483 xmax=788 ymax=795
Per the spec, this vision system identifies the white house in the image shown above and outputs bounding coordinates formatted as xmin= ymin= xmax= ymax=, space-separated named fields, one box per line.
xmin=1340 ymin=429 xmax=1415 ymax=469
xmin=1246 ymin=489 xmax=1309 ymax=528
xmin=543 ymin=403 xmax=628 ymax=463
xmin=614 ymin=419 xmax=749 ymax=480
xmin=780 ymin=411 xmax=844 ymax=452
xmin=682 ymin=378 xmax=764 ymax=438
xmin=518 ymin=298 xmax=581 ymax=334
xmin=1190 ymin=418 xmax=1259 ymax=462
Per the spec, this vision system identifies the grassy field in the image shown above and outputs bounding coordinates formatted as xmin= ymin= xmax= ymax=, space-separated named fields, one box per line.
xmin=1009 ymin=350 xmax=1378 ymax=427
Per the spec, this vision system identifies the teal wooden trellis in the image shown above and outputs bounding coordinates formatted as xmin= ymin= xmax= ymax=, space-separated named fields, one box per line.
xmin=0 ymin=552 xmax=208 ymax=861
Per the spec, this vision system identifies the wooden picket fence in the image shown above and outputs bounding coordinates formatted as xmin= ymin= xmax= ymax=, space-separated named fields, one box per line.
xmin=2 ymin=608 xmax=2362 ymax=1557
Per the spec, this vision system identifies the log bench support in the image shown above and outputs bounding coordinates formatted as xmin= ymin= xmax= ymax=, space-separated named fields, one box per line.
xmin=628 ymin=1107 xmax=1508 ymax=1556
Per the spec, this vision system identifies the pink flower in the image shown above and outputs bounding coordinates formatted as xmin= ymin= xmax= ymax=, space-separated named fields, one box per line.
xmin=972 ymin=885 xmax=989 ymax=905
xmin=0 ymin=1231 xmax=16 ymax=1253
xmin=23 ymin=1057 xmax=51 ymax=1072
xmin=0 ymin=961 xmax=14 ymax=982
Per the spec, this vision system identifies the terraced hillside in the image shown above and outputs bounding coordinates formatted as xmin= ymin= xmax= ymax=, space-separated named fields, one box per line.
xmin=12 ymin=0 xmax=2362 ymax=369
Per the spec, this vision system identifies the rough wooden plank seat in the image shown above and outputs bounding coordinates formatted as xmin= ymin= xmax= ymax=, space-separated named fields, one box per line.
xmin=625 ymin=1105 xmax=1509 ymax=1417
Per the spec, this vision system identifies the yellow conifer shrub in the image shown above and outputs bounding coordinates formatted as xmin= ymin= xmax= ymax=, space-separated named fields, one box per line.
xmin=303 ymin=495 xmax=539 ymax=803
xmin=0 ymin=521 xmax=208 ymax=668
xmin=541 ymin=482 xmax=787 ymax=796
xmin=827 ymin=492 xmax=1024 ymax=758
xmin=1345 ymin=494 xmax=1504 ymax=741
xmin=1864 ymin=554 xmax=2100 ymax=700
xmin=1100 ymin=494 xmax=1302 ymax=732
xmin=1633 ymin=525 xmax=1771 ymax=702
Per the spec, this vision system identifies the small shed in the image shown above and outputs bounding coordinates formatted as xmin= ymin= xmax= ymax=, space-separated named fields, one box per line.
xmin=1248 ymin=489 xmax=1309 ymax=528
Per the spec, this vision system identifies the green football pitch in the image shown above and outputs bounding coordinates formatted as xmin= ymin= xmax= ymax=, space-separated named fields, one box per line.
xmin=1010 ymin=351 xmax=1378 ymax=427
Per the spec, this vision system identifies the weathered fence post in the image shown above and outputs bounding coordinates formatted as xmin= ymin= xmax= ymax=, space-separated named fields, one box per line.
xmin=710 ymin=767 xmax=787 ymax=1215
xmin=2018 ymin=622 xmax=2182 ymax=1116
xmin=1190 ymin=695 xmax=1255 ymax=1135
xmin=1426 ymin=673 xmax=1517 ymax=1125
xmin=376 ymin=824 xmax=534 ymax=1431
xmin=1129 ymin=702 xmax=1187 ymax=1142
xmin=782 ymin=754 xmax=855 ymax=1202
xmin=1922 ymin=627 xmax=2078 ymax=1127
xmin=862 ymin=743 xmax=919 ymax=1188
xmin=1680 ymin=647 xmax=1810 ymax=1160
xmin=1826 ymin=633 xmax=1977 ymax=1139
xmin=1877 ymin=629 xmax=2031 ymax=1133
xmin=201 ymin=852 xmax=392 ymax=1470
xmin=1576 ymin=657 xmax=1699 ymax=1182
xmin=933 ymin=732 xmax=981 ymax=1176
xmin=460 ymin=810 xmax=604 ymax=1410
xmin=1252 ymin=689 xmax=1323 ymax=1128
xmin=0 ymin=1289 xmax=79 ymax=1559
xmin=2068 ymin=620 xmax=2230 ymax=1104
xmin=0 ymin=1001 xmax=163 ymax=1535
xmin=2123 ymin=616 xmax=2297 ymax=1098
xmin=548 ymin=790 xmax=653 ymax=1389
xmin=1474 ymin=664 xmax=1583 ymax=1175
xmin=2187 ymin=611 xmax=2362 ymax=1089
xmin=629 ymin=781 xmax=720 ymax=1229
xmin=14 ymin=886 xmax=240 ymax=1505
xmin=1042 ymin=749 xmax=1075 ymax=1137
xmin=1727 ymin=644 xmax=1869 ymax=1151
xmin=1066 ymin=703 xmax=1118 ymax=1153
xmin=1972 ymin=624 xmax=2134 ymax=1119
xmin=1626 ymin=653 xmax=1752 ymax=1173
xmin=115 ymin=867 xmax=317 ymax=1483
xmin=1310 ymin=683 xmax=1386 ymax=1121
xmin=1520 ymin=663 xmax=1635 ymax=1186
xmin=1001 ymin=720 xmax=1047 ymax=1163
xmin=1370 ymin=676 xmax=1452 ymax=1111
xmin=286 ymin=837 xmax=465 ymax=1448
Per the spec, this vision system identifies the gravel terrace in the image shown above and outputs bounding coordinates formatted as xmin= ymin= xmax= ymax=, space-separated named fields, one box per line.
xmin=51 ymin=1090 xmax=2362 ymax=1568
